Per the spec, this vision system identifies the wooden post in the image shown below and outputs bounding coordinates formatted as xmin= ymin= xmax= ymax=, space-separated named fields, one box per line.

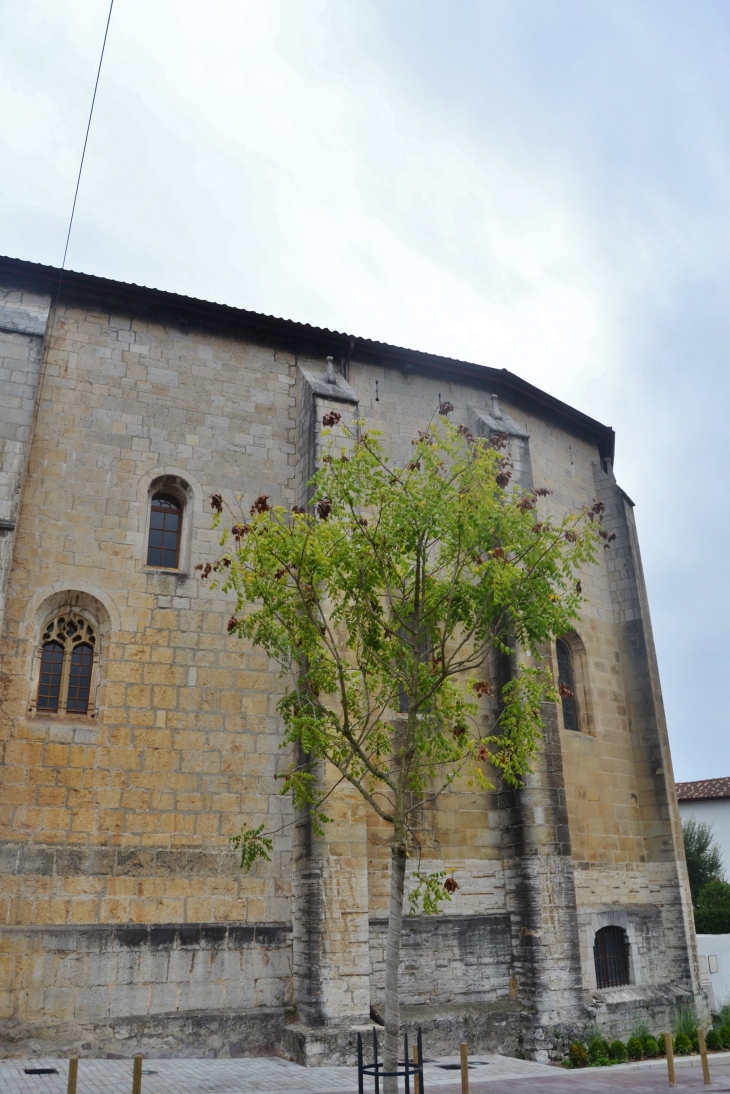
xmin=67 ymin=1057 xmax=78 ymax=1094
xmin=460 ymin=1041 xmax=469 ymax=1094
xmin=412 ymin=1043 xmax=420 ymax=1094
xmin=132 ymin=1054 xmax=143 ymax=1094
xmin=665 ymin=1032 xmax=676 ymax=1088
xmin=698 ymin=1029 xmax=711 ymax=1085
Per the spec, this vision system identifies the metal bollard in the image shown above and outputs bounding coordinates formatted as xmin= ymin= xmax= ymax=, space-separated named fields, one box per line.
xmin=665 ymin=1032 xmax=676 ymax=1088
xmin=132 ymin=1054 xmax=143 ymax=1094
xmin=67 ymin=1057 xmax=78 ymax=1094
xmin=460 ymin=1041 xmax=469 ymax=1094
xmin=697 ymin=1029 xmax=711 ymax=1085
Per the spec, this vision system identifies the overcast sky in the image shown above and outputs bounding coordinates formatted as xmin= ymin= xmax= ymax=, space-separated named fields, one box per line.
xmin=1 ymin=0 xmax=727 ymax=781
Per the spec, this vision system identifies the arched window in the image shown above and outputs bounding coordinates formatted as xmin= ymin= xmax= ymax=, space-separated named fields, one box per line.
xmin=35 ymin=613 xmax=97 ymax=715
xmin=147 ymin=493 xmax=182 ymax=568
xmin=556 ymin=638 xmax=579 ymax=731
xmin=594 ymin=925 xmax=630 ymax=988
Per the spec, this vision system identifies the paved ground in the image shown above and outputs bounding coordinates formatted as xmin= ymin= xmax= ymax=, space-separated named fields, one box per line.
xmin=2 ymin=1051 xmax=730 ymax=1094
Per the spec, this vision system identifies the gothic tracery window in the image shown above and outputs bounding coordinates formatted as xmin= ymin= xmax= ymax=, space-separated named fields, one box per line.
xmin=147 ymin=493 xmax=182 ymax=568
xmin=35 ymin=613 xmax=97 ymax=716
xmin=556 ymin=638 xmax=579 ymax=731
xmin=594 ymin=925 xmax=630 ymax=988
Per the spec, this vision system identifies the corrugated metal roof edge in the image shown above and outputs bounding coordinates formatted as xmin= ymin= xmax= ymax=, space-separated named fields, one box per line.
xmin=0 ymin=254 xmax=615 ymax=463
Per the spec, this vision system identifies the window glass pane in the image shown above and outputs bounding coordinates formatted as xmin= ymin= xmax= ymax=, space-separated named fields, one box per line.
xmin=37 ymin=641 xmax=64 ymax=711
xmin=147 ymin=493 xmax=181 ymax=568
xmin=557 ymin=640 xmax=579 ymax=731
xmin=66 ymin=643 xmax=93 ymax=713
xmin=152 ymin=494 xmax=180 ymax=511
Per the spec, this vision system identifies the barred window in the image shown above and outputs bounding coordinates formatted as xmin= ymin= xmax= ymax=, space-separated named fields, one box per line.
xmin=147 ymin=493 xmax=182 ymax=568
xmin=35 ymin=614 xmax=97 ymax=716
xmin=594 ymin=926 xmax=630 ymax=988
xmin=556 ymin=638 xmax=579 ymax=731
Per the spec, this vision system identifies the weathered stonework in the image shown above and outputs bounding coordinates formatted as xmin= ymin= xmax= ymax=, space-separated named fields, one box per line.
xmin=0 ymin=256 xmax=704 ymax=1061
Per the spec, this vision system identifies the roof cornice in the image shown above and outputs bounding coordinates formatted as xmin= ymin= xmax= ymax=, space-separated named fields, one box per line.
xmin=0 ymin=254 xmax=615 ymax=462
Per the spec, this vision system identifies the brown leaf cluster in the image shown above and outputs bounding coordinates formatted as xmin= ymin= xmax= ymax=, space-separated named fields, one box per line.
xmin=316 ymin=496 xmax=332 ymax=520
xmin=250 ymin=495 xmax=271 ymax=515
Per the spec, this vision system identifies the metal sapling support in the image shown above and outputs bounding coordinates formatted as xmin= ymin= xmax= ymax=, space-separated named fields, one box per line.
xmin=357 ymin=1027 xmax=425 ymax=1094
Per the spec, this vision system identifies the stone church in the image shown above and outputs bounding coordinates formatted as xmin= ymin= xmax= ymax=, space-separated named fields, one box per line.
xmin=0 ymin=255 xmax=703 ymax=1061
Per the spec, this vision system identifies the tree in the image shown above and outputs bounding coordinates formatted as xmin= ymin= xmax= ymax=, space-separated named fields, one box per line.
xmin=694 ymin=877 xmax=730 ymax=933
xmin=682 ymin=816 xmax=725 ymax=905
xmin=201 ymin=411 xmax=600 ymax=1090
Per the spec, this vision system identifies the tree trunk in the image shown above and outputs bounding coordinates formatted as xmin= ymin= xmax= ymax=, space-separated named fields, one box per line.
xmin=383 ymin=839 xmax=407 ymax=1094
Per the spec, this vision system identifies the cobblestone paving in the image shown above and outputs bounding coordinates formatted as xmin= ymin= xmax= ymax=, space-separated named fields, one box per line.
xmin=0 ymin=1054 xmax=548 ymax=1094
xmin=2 ymin=1053 xmax=730 ymax=1094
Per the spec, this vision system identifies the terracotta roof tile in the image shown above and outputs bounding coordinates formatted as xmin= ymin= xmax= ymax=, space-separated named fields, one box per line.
xmin=676 ymin=777 xmax=730 ymax=801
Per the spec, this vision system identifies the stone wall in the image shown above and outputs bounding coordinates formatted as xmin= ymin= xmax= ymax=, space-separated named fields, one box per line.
xmin=369 ymin=914 xmax=512 ymax=1007
xmin=0 ymin=265 xmax=703 ymax=1058
xmin=0 ymin=299 xmax=297 ymax=1050
xmin=0 ymin=286 xmax=50 ymax=638
xmin=0 ymin=921 xmax=291 ymax=1057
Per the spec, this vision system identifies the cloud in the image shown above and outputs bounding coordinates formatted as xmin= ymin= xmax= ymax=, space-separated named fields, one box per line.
xmin=1 ymin=0 xmax=728 ymax=776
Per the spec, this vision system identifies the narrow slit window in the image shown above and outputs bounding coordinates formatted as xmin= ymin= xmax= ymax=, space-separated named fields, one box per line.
xmin=556 ymin=639 xmax=579 ymax=731
xmin=594 ymin=925 xmax=630 ymax=988
xmin=37 ymin=641 xmax=64 ymax=711
xmin=147 ymin=493 xmax=181 ymax=568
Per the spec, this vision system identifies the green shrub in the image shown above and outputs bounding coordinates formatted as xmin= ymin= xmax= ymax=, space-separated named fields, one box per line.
xmin=608 ymin=1040 xmax=628 ymax=1062
xmin=674 ymin=1032 xmax=692 ymax=1055
xmin=691 ymin=1030 xmax=699 ymax=1053
xmin=682 ymin=817 xmax=725 ymax=903
xmin=631 ymin=1019 xmax=651 ymax=1040
xmin=569 ymin=1042 xmax=588 ymax=1068
xmin=714 ymin=998 xmax=730 ymax=1029
xmin=626 ymin=1036 xmax=643 ymax=1060
xmin=706 ymin=1029 xmax=722 ymax=1050
xmin=587 ymin=1038 xmax=610 ymax=1065
xmin=697 ymin=879 xmax=730 ymax=907
xmin=696 ymin=908 xmax=730 ymax=932
xmin=720 ymin=1025 xmax=730 ymax=1049
xmin=641 ymin=1035 xmax=659 ymax=1058
xmin=673 ymin=1001 xmax=700 ymax=1040
xmin=656 ymin=1033 xmax=667 ymax=1056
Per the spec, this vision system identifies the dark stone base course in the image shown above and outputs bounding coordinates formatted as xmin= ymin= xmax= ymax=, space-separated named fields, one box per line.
xmin=0 ymin=843 xmax=242 ymax=880
xmin=281 ymin=1002 xmax=534 ymax=1066
xmin=0 ymin=986 xmax=700 ymax=1063
xmin=37 ymin=921 xmax=291 ymax=953
xmin=0 ymin=1007 xmax=290 ymax=1059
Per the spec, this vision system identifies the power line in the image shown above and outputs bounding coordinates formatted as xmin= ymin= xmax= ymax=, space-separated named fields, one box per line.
xmin=60 ymin=0 xmax=115 ymax=281
xmin=14 ymin=0 xmax=116 ymax=536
